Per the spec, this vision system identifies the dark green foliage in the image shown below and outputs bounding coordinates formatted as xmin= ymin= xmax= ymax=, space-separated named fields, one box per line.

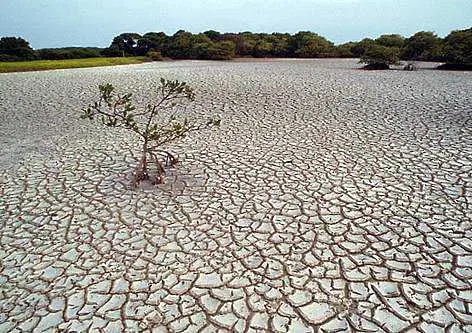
xmin=107 ymin=33 xmax=142 ymax=57
xmin=192 ymin=41 xmax=236 ymax=60
xmin=218 ymin=34 xmax=246 ymax=55
xmin=269 ymin=33 xmax=291 ymax=57
xmin=203 ymin=30 xmax=221 ymax=41
xmin=141 ymin=32 xmax=170 ymax=55
xmin=166 ymin=30 xmax=195 ymax=59
xmin=81 ymin=78 xmax=220 ymax=187
xmin=3 ymin=27 xmax=467 ymax=66
xmin=253 ymin=40 xmax=274 ymax=58
xmin=375 ymin=34 xmax=405 ymax=48
xmin=334 ymin=42 xmax=356 ymax=58
xmin=100 ymin=47 xmax=123 ymax=57
xmin=290 ymin=31 xmax=334 ymax=58
xmin=402 ymin=31 xmax=443 ymax=61
xmin=442 ymin=27 xmax=472 ymax=66
xmin=103 ymin=30 xmax=334 ymax=60
xmin=101 ymin=29 xmax=451 ymax=62
xmin=350 ymin=38 xmax=376 ymax=58
xmin=36 ymin=47 xmax=102 ymax=60
xmin=0 ymin=36 xmax=36 ymax=61
xmin=360 ymin=44 xmax=400 ymax=69
xmin=135 ymin=38 xmax=155 ymax=56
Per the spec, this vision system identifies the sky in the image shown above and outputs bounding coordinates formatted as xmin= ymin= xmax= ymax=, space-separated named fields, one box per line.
xmin=1 ymin=0 xmax=471 ymax=49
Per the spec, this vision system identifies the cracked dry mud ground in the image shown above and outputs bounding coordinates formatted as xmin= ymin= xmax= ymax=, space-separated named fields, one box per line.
xmin=1 ymin=59 xmax=472 ymax=332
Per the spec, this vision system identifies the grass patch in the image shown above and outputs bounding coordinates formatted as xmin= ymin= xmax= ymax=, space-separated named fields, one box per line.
xmin=0 ymin=57 xmax=148 ymax=73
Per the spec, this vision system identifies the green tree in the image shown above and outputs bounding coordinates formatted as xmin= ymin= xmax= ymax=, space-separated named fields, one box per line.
xmin=167 ymin=30 xmax=195 ymax=58
xmin=253 ymin=40 xmax=273 ymax=57
xmin=360 ymin=44 xmax=400 ymax=69
xmin=108 ymin=33 xmax=142 ymax=57
xmin=192 ymin=41 xmax=235 ymax=60
xmin=0 ymin=36 xmax=36 ymax=61
xmin=443 ymin=27 xmax=472 ymax=66
xmin=269 ymin=33 xmax=291 ymax=57
xmin=203 ymin=30 xmax=221 ymax=41
xmin=335 ymin=42 xmax=356 ymax=58
xmin=239 ymin=32 xmax=258 ymax=56
xmin=81 ymin=79 xmax=220 ymax=187
xmin=375 ymin=34 xmax=405 ymax=48
xmin=350 ymin=38 xmax=375 ymax=57
xmin=291 ymin=32 xmax=334 ymax=58
xmin=219 ymin=33 xmax=245 ymax=55
xmin=142 ymin=32 xmax=170 ymax=55
xmin=402 ymin=31 xmax=443 ymax=61
xmin=135 ymin=38 xmax=155 ymax=56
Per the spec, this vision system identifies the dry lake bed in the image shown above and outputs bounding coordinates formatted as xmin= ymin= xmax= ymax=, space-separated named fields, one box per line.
xmin=0 ymin=59 xmax=471 ymax=332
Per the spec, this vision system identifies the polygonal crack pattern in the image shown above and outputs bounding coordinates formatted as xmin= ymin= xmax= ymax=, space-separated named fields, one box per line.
xmin=1 ymin=60 xmax=472 ymax=332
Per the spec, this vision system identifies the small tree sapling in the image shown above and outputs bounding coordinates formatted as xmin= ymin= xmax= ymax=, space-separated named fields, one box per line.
xmin=81 ymin=78 xmax=220 ymax=188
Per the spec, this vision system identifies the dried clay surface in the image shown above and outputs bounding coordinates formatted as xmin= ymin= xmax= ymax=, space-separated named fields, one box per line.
xmin=1 ymin=59 xmax=472 ymax=332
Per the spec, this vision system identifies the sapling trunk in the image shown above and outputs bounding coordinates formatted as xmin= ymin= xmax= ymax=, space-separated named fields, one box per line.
xmin=140 ymin=140 xmax=149 ymax=179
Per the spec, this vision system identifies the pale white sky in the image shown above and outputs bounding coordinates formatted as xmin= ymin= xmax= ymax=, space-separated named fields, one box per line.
xmin=1 ymin=0 xmax=471 ymax=48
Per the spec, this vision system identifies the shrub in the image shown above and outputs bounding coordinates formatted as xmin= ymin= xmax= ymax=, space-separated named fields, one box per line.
xmin=360 ymin=44 xmax=400 ymax=69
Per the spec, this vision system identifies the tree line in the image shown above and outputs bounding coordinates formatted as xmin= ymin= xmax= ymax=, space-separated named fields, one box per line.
xmin=1 ymin=27 xmax=471 ymax=68
xmin=0 ymin=38 xmax=102 ymax=61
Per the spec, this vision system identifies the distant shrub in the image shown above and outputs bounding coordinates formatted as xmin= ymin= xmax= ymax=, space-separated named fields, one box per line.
xmin=360 ymin=44 xmax=400 ymax=69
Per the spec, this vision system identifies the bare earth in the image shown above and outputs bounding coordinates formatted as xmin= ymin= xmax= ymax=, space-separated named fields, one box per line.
xmin=1 ymin=59 xmax=472 ymax=332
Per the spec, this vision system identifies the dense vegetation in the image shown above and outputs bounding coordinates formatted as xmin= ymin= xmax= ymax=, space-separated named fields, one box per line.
xmin=0 ymin=37 xmax=36 ymax=61
xmin=36 ymin=47 xmax=102 ymax=60
xmin=1 ymin=27 xmax=471 ymax=70
xmin=439 ymin=27 xmax=472 ymax=70
xmin=99 ymin=28 xmax=472 ymax=69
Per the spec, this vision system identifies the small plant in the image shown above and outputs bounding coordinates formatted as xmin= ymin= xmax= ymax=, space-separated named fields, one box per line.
xmin=81 ymin=78 xmax=220 ymax=188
